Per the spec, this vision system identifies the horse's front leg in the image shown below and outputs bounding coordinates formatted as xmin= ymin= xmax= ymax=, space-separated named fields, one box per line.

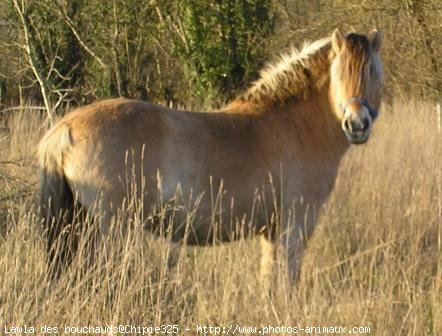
xmin=259 ymin=230 xmax=304 ymax=293
xmin=277 ymin=201 xmax=318 ymax=284
xmin=259 ymin=235 xmax=275 ymax=293
xmin=276 ymin=230 xmax=305 ymax=283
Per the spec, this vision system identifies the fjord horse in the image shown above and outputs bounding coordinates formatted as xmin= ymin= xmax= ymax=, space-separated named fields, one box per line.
xmin=39 ymin=29 xmax=384 ymax=280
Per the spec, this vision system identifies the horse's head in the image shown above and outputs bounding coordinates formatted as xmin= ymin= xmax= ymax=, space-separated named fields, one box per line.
xmin=329 ymin=29 xmax=384 ymax=144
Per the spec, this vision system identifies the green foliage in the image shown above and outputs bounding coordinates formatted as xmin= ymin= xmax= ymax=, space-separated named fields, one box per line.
xmin=76 ymin=0 xmax=159 ymax=100
xmin=174 ymin=0 xmax=277 ymax=105
xmin=1 ymin=0 xmax=440 ymax=110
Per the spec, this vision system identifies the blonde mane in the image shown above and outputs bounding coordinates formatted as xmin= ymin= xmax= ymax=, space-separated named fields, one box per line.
xmin=239 ymin=38 xmax=332 ymax=106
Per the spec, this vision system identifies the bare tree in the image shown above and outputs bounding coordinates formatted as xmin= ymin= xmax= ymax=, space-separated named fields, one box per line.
xmin=11 ymin=0 xmax=54 ymax=123
xmin=41 ymin=0 xmax=106 ymax=69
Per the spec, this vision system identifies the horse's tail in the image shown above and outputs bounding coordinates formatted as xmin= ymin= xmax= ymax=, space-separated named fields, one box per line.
xmin=38 ymin=124 xmax=77 ymax=276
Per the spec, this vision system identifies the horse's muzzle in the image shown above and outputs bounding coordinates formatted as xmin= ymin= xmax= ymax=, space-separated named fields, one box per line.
xmin=342 ymin=115 xmax=372 ymax=144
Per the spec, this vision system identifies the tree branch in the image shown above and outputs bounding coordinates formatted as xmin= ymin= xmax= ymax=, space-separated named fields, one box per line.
xmin=11 ymin=0 xmax=54 ymax=124
xmin=42 ymin=0 xmax=107 ymax=69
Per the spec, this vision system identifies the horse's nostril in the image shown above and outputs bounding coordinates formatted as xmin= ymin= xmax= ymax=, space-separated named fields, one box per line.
xmin=362 ymin=118 xmax=370 ymax=132
xmin=344 ymin=119 xmax=352 ymax=131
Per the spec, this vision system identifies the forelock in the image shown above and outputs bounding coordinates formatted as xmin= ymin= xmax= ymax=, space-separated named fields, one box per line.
xmin=344 ymin=33 xmax=371 ymax=55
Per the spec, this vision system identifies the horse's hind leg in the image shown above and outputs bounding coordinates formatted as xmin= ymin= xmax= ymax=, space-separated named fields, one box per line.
xmin=88 ymin=210 xmax=113 ymax=268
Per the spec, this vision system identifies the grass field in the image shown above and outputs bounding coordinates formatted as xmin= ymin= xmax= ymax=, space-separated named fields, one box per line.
xmin=0 ymin=99 xmax=440 ymax=335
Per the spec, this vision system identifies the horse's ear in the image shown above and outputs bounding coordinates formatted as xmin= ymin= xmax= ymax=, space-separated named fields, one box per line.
xmin=331 ymin=28 xmax=344 ymax=54
xmin=369 ymin=29 xmax=383 ymax=52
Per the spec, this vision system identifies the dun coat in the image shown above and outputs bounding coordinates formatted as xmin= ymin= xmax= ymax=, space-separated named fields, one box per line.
xmin=39 ymin=29 xmax=384 ymax=280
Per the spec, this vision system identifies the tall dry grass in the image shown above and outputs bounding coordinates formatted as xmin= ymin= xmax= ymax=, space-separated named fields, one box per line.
xmin=0 ymin=100 xmax=440 ymax=335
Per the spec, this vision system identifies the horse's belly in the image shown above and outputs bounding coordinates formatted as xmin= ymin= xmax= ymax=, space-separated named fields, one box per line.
xmin=142 ymin=165 xmax=276 ymax=244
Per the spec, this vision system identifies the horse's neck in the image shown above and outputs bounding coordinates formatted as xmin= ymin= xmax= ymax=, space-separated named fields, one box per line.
xmin=270 ymin=90 xmax=349 ymax=164
xmin=215 ymin=89 xmax=349 ymax=166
